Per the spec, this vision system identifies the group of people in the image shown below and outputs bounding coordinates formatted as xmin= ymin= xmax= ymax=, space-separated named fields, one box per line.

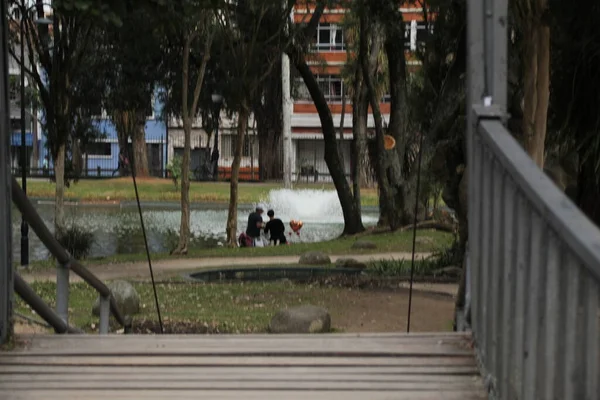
xmin=241 ymin=206 xmax=287 ymax=247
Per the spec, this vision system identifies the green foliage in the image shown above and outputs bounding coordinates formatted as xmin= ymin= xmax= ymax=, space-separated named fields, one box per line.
xmin=167 ymin=155 xmax=183 ymax=190
xmin=56 ymin=225 xmax=94 ymax=260
xmin=367 ymin=240 xmax=461 ymax=277
xmin=548 ymin=0 xmax=600 ymax=181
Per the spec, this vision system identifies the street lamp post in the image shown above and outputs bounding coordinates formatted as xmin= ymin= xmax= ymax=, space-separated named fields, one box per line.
xmin=210 ymin=93 xmax=223 ymax=181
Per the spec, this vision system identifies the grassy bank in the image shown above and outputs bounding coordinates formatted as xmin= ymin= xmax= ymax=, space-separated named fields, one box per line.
xmin=17 ymin=270 xmax=456 ymax=334
xmin=27 ymin=229 xmax=454 ymax=269
xmin=22 ymin=177 xmax=380 ymax=206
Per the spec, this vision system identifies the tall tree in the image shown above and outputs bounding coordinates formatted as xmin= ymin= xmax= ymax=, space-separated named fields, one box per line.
xmin=549 ymin=0 xmax=600 ymax=226
xmin=102 ymin=3 xmax=162 ymax=178
xmin=8 ymin=0 xmax=106 ymax=232
xmin=159 ymin=0 xmax=214 ymax=255
xmin=217 ymin=0 xmax=290 ymax=246
xmin=286 ymin=0 xmax=365 ymax=235
xmin=512 ymin=0 xmax=550 ymax=168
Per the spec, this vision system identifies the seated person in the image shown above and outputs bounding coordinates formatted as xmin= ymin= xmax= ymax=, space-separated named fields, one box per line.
xmin=245 ymin=207 xmax=265 ymax=247
xmin=264 ymin=209 xmax=287 ymax=246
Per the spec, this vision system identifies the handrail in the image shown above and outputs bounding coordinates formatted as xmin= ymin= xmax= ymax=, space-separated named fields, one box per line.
xmin=469 ymin=112 xmax=600 ymax=399
xmin=13 ymin=273 xmax=82 ymax=334
xmin=11 ymin=177 xmax=127 ymax=330
xmin=478 ymin=118 xmax=600 ymax=281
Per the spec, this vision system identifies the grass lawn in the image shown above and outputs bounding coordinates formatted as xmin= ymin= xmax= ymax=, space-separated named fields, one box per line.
xmin=17 ymin=277 xmax=456 ymax=334
xmin=26 ymin=229 xmax=455 ymax=269
xmin=22 ymin=177 xmax=380 ymax=206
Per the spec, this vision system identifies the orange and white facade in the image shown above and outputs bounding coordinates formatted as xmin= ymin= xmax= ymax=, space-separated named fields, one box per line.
xmin=287 ymin=2 xmax=428 ymax=181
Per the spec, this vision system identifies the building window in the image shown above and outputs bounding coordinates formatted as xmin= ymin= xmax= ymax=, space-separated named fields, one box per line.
xmin=405 ymin=21 xmax=434 ymax=50
xmin=86 ymin=142 xmax=112 ymax=157
xmin=295 ymin=76 xmax=344 ymax=102
xmin=314 ymin=23 xmax=345 ymax=51
xmin=317 ymin=75 xmax=344 ymax=102
xmin=231 ymin=135 xmax=251 ymax=157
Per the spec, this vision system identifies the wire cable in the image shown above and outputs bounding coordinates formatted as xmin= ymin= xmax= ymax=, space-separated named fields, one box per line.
xmin=406 ymin=130 xmax=425 ymax=334
xmin=125 ymin=153 xmax=164 ymax=334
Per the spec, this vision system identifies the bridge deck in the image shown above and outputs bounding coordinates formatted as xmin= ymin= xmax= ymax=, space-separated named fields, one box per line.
xmin=0 ymin=333 xmax=486 ymax=400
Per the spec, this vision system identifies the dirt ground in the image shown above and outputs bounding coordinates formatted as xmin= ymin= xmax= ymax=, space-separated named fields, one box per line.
xmin=323 ymin=287 xmax=456 ymax=332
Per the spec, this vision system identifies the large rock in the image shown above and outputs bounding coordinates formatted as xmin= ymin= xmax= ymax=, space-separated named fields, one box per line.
xmin=299 ymin=251 xmax=331 ymax=265
xmin=269 ymin=305 xmax=331 ymax=334
xmin=335 ymin=258 xmax=367 ymax=270
xmin=351 ymin=240 xmax=377 ymax=250
xmin=92 ymin=280 xmax=140 ymax=317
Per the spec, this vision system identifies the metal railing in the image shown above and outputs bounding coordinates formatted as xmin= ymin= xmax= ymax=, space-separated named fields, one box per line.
xmin=467 ymin=0 xmax=600 ymax=398
xmin=11 ymin=177 xmax=130 ymax=334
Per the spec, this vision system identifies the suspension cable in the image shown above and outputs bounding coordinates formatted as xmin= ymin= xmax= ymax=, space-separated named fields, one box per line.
xmin=126 ymin=153 xmax=164 ymax=334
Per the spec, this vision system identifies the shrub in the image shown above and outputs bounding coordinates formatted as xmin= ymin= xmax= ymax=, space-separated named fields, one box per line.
xmin=167 ymin=155 xmax=183 ymax=190
xmin=56 ymin=226 xmax=94 ymax=260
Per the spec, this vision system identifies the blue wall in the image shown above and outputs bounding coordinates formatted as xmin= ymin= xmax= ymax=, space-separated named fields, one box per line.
xmin=37 ymin=93 xmax=168 ymax=177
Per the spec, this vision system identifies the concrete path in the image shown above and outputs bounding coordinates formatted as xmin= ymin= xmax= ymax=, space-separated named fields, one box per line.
xmin=20 ymin=252 xmax=431 ymax=283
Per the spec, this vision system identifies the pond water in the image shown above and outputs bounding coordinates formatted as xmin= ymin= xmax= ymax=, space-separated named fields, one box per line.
xmin=11 ymin=189 xmax=379 ymax=262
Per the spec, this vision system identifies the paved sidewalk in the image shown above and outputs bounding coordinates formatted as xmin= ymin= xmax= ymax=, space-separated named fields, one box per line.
xmin=20 ymin=252 xmax=431 ymax=283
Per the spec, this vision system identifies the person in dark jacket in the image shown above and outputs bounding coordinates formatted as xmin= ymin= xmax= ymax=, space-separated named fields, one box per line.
xmin=264 ymin=209 xmax=287 ymax=246
xmin=245 ymin=207 xmax=265 ymax=247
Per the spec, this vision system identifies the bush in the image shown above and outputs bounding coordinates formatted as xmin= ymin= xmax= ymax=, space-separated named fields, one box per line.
xmin=167 ymin=155 xmax=183 ymax=190
xmin=367 ymin=258 xmax=430 ymax=277
xmin=56 ymin=226 xmax=94 ymax=260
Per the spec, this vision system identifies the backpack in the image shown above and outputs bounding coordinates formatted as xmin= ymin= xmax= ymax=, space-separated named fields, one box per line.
xmin=238 ymin=232 xmax=253 ymax=247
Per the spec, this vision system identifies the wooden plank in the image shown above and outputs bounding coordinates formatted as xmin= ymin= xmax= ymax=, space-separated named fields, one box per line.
xmin=0 ymin=379 xmax=483 ymax=390
xmin=7 ymin=337 xmax=471 ymax=357
xmin=1 ymin=373 xmax=480 ymax=384
xmin=1 ymin=389 xmax=488 ymax=400
xmin=12 ymin=334 xmax=470 ymax=349
xmin=17 ymin=332 xmax=470 ymax=340
xmin=0 ymin=355 xmax=476 ymax=367
xmin=0 ymin=365 xmax=481 ymax=375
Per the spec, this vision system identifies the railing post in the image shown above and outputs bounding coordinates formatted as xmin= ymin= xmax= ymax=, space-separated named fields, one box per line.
xmin=0 ymin=0 xmax=14 ymax=345
xmin=98 ymin=296 xmax=110 ymax=334
xmin=56 ymin=261 xmax=70 ymax=325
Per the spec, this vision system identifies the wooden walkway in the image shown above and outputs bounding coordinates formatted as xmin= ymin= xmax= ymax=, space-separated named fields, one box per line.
xmin=0 ymin=333 xmax=486 ymax=400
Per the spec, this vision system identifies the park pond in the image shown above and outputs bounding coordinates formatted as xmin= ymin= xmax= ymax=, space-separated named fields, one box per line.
xmin=11 ymin=189 xmax=379 ymax=262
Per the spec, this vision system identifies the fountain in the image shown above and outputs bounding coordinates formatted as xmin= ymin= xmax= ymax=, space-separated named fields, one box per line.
xmin=13 ymin=189 xmax=379 ymax=261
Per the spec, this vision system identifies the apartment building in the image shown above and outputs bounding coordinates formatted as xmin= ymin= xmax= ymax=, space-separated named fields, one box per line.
xmin=287 ymin=3 xmax=427 ymax=182
xmin=213 ymin=2 xmax=429 ymax=182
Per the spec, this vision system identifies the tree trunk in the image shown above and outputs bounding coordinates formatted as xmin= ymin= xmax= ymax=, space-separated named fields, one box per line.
xmin=351 ymin=64 xmax=368 ymax=213
xmin=384 ymin=18 xmax=412 ymax=225
xmin=257 ymin=122 xmax=282 ymax=180
xmin=226 ymin=107 xmax=249 ymax=246
xmin=132 ymin=121 xmax=149 ymax=177
xmin=173 ymin=117 xmax=192 ymax=254
xmin=360 ymin=13 xmax=400 ymax=230
xmin=520 ymin=4 xmax=550 ymax=168
xmin=172 ymin=28 xmax=211 ymax=255
xmin=53 ymin=143 xmax=66 ymax=234
xmin=290 ymin=55 xmax=365 ymax=235
xmin=255 ymin=64 xmax=283 ymax=181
